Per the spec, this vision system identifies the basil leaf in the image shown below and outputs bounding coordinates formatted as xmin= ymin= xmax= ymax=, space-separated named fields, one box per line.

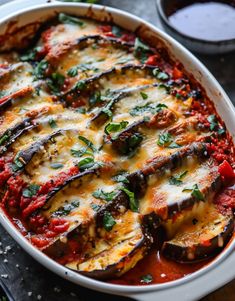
xmin=153 ymin=68 xmax=169 ymax=80
xmin=50 ymin=163 xmax=64 ymax=169
xmin=58 ymin=13 xmax=84 ymax=26
xmin=157 ymin=133 xmax=173 ymax=147
xmin=134 ymin=37 xmax=150 ymax=52
xmin=140 ymin=91 xmax=148 ymax=100
xmin=78 ymin=135 xmax=97 ymax=152
xmin=12 ymin=152 xmax=25 ymax=172
xmin=20 ymin=47 xmax=42 ymax=62
xmin=92 ymin=189 xmax=117 ymax=202
xmin=74 ymin=80 xmax=86 ymax=90
xmin=169 ymin=171 xmax=188 ymax=186
xmin=140 ymin=274 xmax=153 ymax=284
xmin=47 ymin=73 xmax=65 ymax=94
xmin=130 ymin=103 xmax=167 ymax=116
xmin=103 ymin=211 xmax=116 ymax=232
xmin=129 ymin=133 xmax=143 ymax=149
xmin=71 ymin=147 xmax=92 ymax=157
xmin=49 ymin=119 xmax=57 ymax=129
xmin=105 ymin=121 xmax=129 ymax=135
xmin=22 ymin=184 xmax=40 ymax=198
xmin=67 ymin=66 xmax=78 ymax=77
xmin=0 ymin=134 xmax=9 ymax=146
xmin=120 ymin=187 xmax=138 ymax=212
xmin=77 ymin=157 xmax=95 ymax=171
xmin=53 ymin=200 xmax=80 ymax=216
xmin=33 ymin=60 xmax=48 ymax=79
xmin=91 ymin=203 xmax=101 ymax=212
xmin=112 ymin=171 xmax=129 ymax=184
xmin=183 ymin=184 xmax=205 ymax=201
xmin=207 ymin=114 xmax=218 ymax=131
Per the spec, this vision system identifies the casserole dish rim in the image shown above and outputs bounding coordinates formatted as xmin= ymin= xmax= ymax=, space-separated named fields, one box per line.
xmin=0 ymin=1 xmax=234 ymax=299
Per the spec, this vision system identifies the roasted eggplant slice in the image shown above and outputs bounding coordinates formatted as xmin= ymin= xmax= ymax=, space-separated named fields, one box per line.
xmin=0 ymin=62 xmax=34 ymax=101
xmin=46 ymin=35 xmax=137 ymax=92
xmin=62 ymin=65 xmax=160 ymax=108
xmin=36 ymin=173 xmax=129 ymax=255
xmin=139 ymin=143 xmax=221 ymax=220
xmin=162 ymin=203 xmax=234 ymax=262
xmin=66 ymin=210 xmax=152 ymax=279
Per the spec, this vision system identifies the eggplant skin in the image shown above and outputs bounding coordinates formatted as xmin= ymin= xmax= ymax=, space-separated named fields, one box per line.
xmin=78 ymin=234 xmax=149 ymax=280
xmin=162 ymin=210 xmax=234 ymax=263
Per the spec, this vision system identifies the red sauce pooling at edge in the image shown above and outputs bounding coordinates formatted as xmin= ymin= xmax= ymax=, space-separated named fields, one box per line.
xmin=110 ymin=251 xmax=209 ymax=286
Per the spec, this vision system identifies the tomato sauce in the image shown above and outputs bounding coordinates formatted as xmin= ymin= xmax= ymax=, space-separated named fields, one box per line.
xmin=110 ymin=250 xmax=210 ymax=285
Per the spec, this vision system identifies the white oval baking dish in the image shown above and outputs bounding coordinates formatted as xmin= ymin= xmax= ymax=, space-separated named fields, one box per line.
xmin=0 ymin=1 xmax=234 ymax=300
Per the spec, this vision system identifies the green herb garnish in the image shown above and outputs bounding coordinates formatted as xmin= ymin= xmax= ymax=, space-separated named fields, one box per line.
xmin=140 ymin=274 xmax=153 ymax=284
xmin=58 ymin=13 xmax=84 ymax=26
xmin=157 ymin=132 xmax=173 ymax=147
xmin=120 ymin=187 xmax=138 ymax=212
xmin=33 ymin=60 xmax=48 ymax=79
xmin=78 ymin=135 xmax=97 ymax=152
xmin=105 ymin=121 xmax=129 ymax=135
xmin=49 ymin=118 xmax=57 ymax=129
xmin=0 ymin=134 xmax=9 ymax=146
xmin=153 ymin=68 xmax=169 ymax=80
xmin=112 ymin=171 xmax=129 ymax=184
xmin=77 ymin=157 xmax=95 ymax=171
xmin=92 ymin=189 xmax=117 ymax=202
xmin=169 ymin=171 xmax=188 ymax=186
xmin=130 ymin=103 xmax=167 ymax=116
xmin=22 ymin=184 xmax=40 ymax=198
xmin=183 ymin=184 xmax=205 ymax=201
xmin=103 ymin=211 xmax=116 ymax=232
xmin=53 ymin=200 xmax=80 ymax=216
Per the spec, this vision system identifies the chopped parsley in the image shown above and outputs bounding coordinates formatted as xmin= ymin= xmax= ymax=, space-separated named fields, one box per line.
xmin=112 ymin=171 xmax=129 ymax=184
xmin=22 ymin=184 xmax=40 ymax=198
xmin=0 ymin=134 xmax=9 ymax=146
xmin=77 ymin=157 xmax=95 ymax=171
xmin=49 ymin=118 xmax=57 ymax=129
xmin=105 ymin=121 xmax=129 ymax=136
xmin=103 ymin=211 xmax=116 ymax=232
xmin=140 ymin=91 xmax=148 ymax=100
xmin=20 ymin=46 xmax=42 ymax=61
xmin=153 ymin=68 xmax=169 ymax=80
xmin=157 ymin=132 xmax=173 ymax=147
xmin=33 ymin=60 xmax=48 ymax=79
xmin=53 ymin=200 xmax=80 ymax=216
xmin=169 ymin=171 xmax=188 ymax=186
xmin=130 ymin=103 xmax=167 ymax=116
xmin=71 ymin=147 xmax=93 ymax=158
xmin=183 ymin=184 xmax=205 ymax=201
xmin=140 ymin=274 xmax=153 ymax=284
xmin=92 ymin=189 xmax=117 ymax=202
xmin=134 ymin=37 xmax=151 ymax=63
xmin=120 ymin=187 xmax=138 ymax=212
xmin=47 ymin=73 xmax=65 ymax=94
xmin=58 ymin=13 xmax=84 ymax=26
xmin=89 ymin=91 xmax=105 ymax=106
xmin=91 ymin=203 xmax=101 ymax=212
xmin=74 ymin=80 xmax=86 ymax=91
xmin=78 ymin=135 xmax=97 ymax=152
xmin=12 ymin=152 xmax=25 ymax=172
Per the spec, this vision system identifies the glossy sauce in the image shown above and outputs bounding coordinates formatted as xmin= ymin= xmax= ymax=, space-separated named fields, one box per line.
xmin=168 ymin=1 xmax=235 ymax=41
xmin=110 ymin=250 xmax=210 ymax=285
